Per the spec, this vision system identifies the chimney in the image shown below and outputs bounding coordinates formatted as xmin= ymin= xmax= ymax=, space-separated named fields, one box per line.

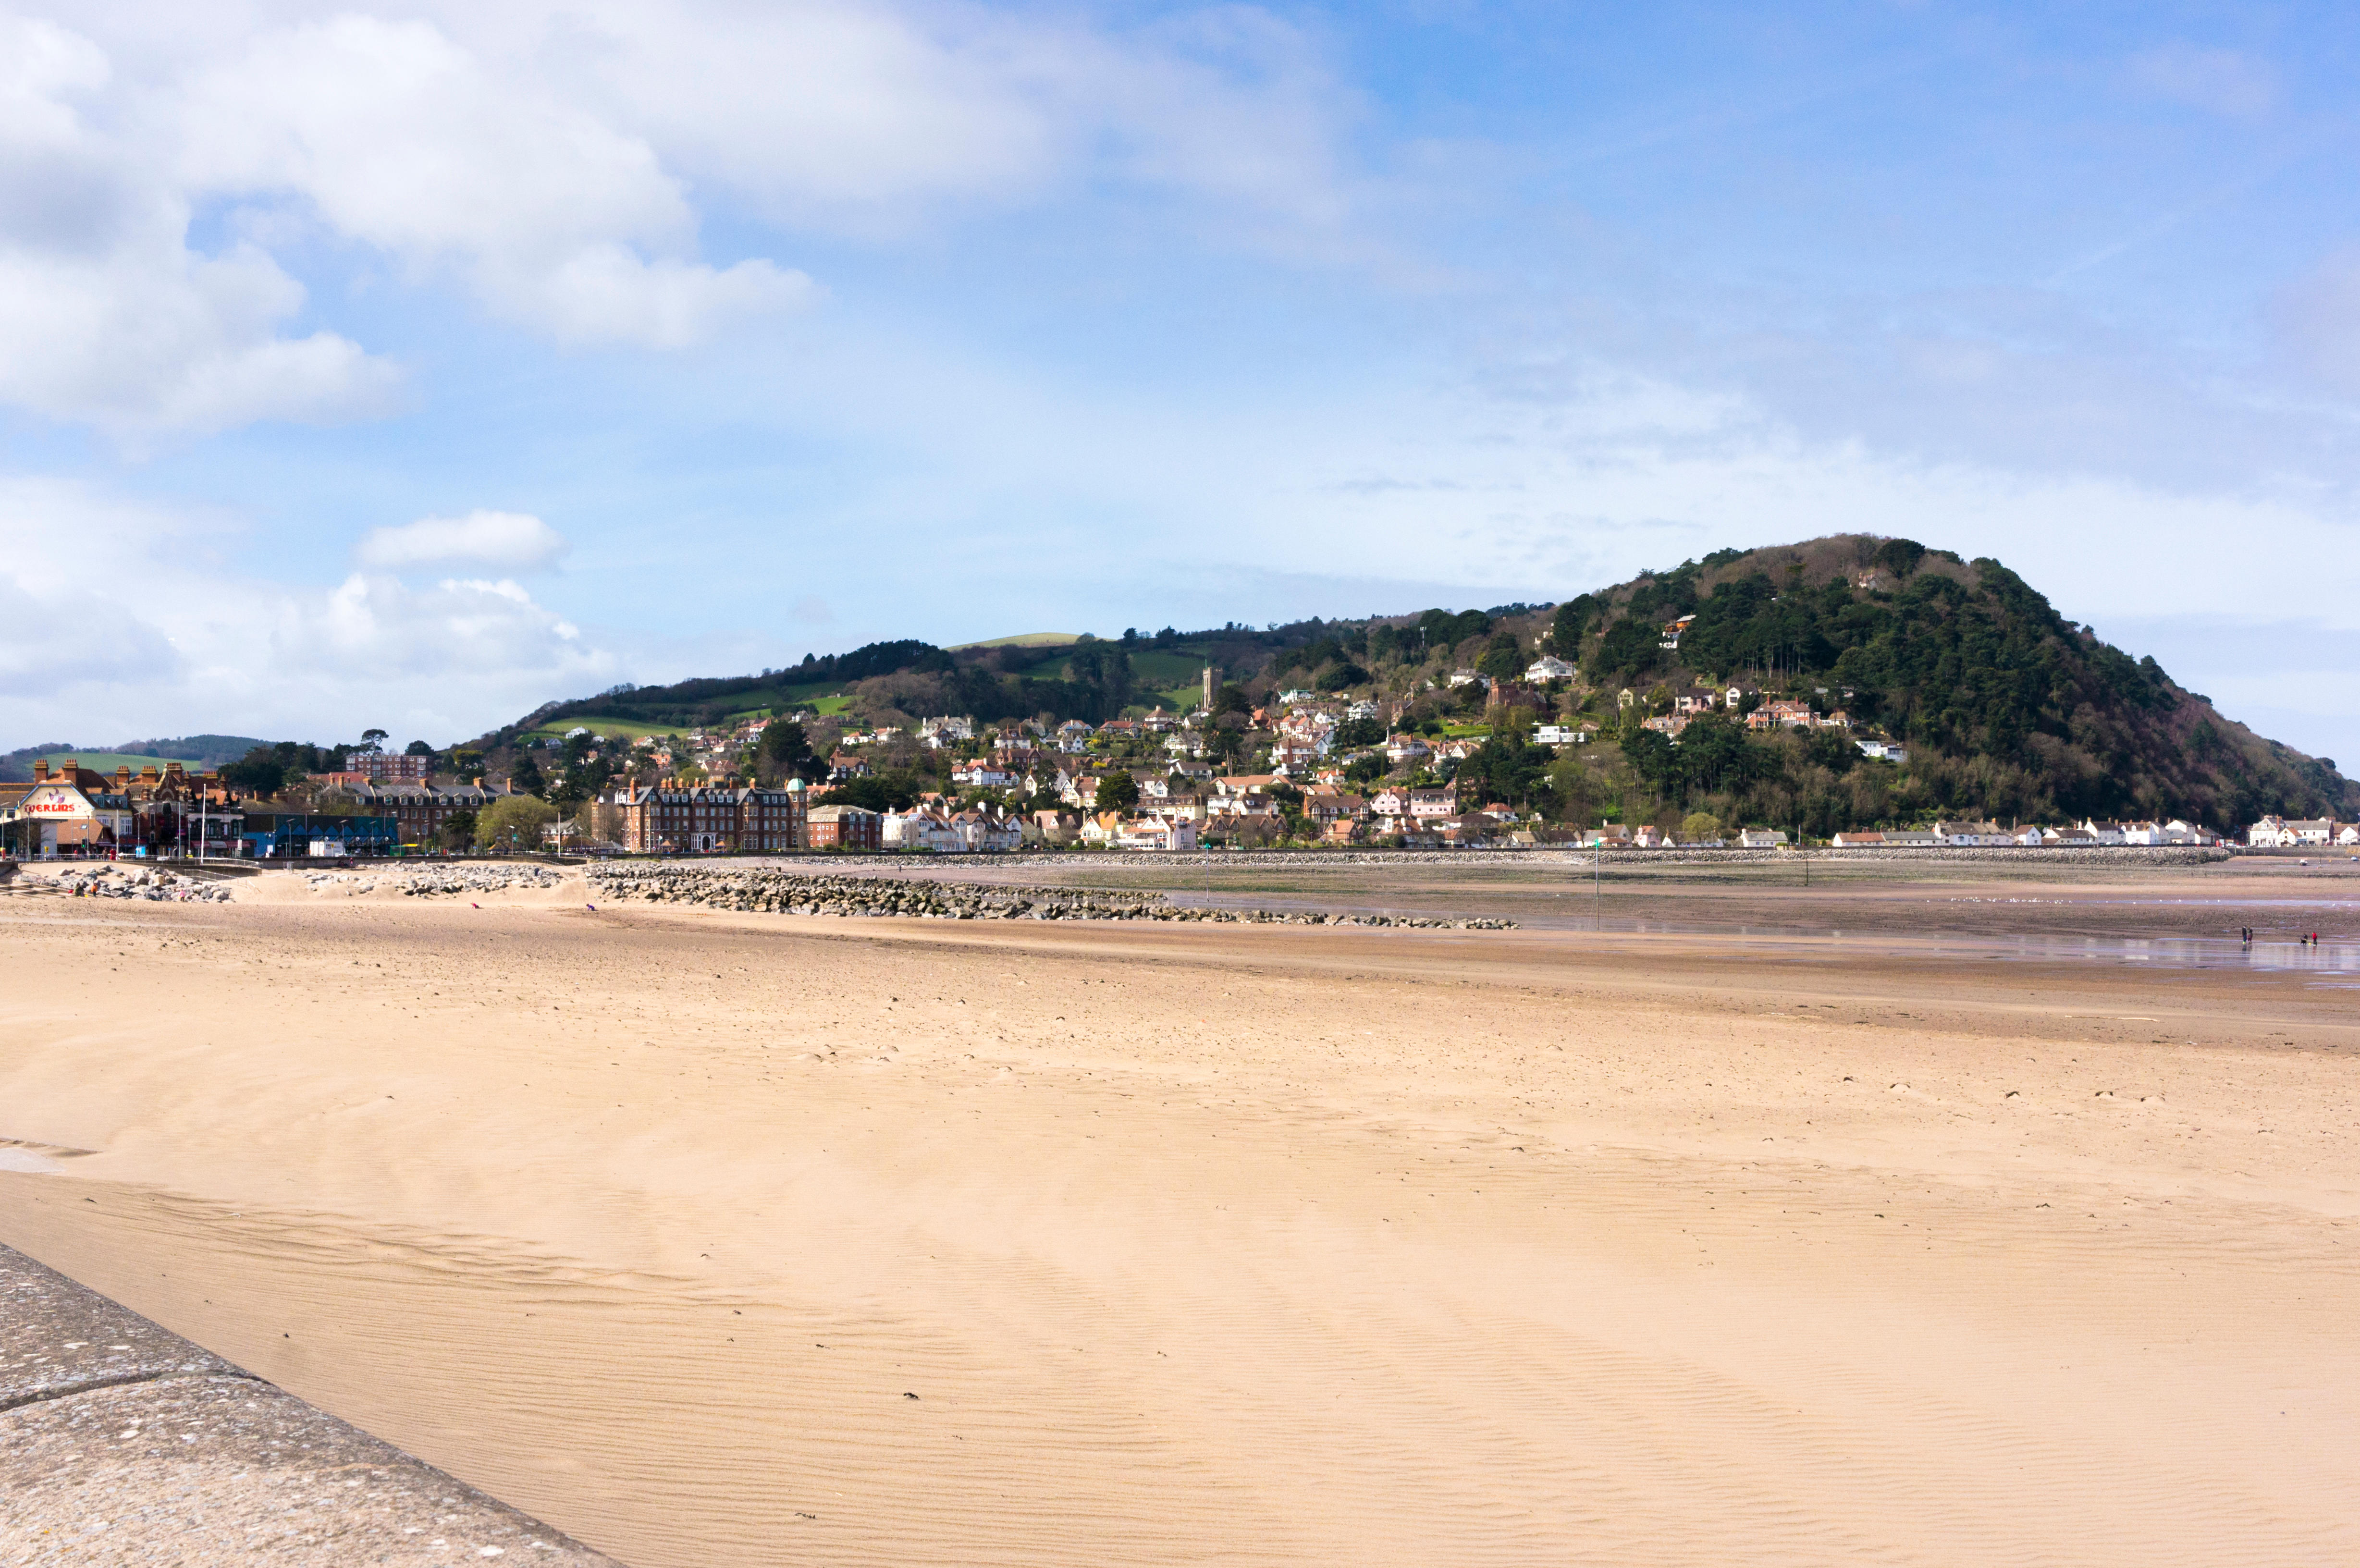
xmin=32 ymin=759 xmax=47 ymax=782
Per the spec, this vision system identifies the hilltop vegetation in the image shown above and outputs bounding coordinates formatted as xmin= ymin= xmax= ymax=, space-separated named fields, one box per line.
xmin=514 ymin=624 xmax=1301 ymax=742
xmin=489 ymin=538 xmax=2347 ymax=834
xmin=1543 ymin=536 xmax=2351 ymax=831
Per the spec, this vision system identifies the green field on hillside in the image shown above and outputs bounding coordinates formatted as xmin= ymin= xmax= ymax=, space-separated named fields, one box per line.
xmin=34 ymin=751 xmax=206 ymax=777
xmin=528 ymin=696 xmax=851 ymax=743
xmin=952 ymin=632 xmax=1083 ymax=650
xmin=713 ymin=693 xmax=851 ymax=721
xmin=1131 ymin=649 xmax=1210 ymax=684
xmin=523 ymin=715 xmax=689 ymax=742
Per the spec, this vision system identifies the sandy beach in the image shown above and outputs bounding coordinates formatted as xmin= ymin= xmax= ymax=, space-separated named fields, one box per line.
xmin=3 ymin=861 xmax=2357 ymax=1565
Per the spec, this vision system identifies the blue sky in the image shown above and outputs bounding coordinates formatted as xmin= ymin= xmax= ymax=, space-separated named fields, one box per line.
xmin=3 ymin=1 xmax=2357 ymax=767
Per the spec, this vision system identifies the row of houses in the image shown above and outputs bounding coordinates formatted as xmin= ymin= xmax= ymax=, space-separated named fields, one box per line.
xmin=1573 ymin=817 xmax=2236 ymax=851
xmin=1581 ymin=824 xmax=1789 ymax=849
xmin=2248 ymin=817 xmax=2360 ymax=848
xmin=1832 ymin=819 xmax=2225 ymax=847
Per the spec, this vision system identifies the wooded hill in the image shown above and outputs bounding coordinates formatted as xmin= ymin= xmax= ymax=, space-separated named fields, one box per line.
xmin=1544 ymin=536 xmax=2352 ymax=829
xmin=496 ymin=535 xmax=2347 ymax=831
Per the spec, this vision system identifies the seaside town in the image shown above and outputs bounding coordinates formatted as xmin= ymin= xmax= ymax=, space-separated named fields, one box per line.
xmin=12 ymin=6 xmax=2360 ymax=1557
xmin=6 ymin=647 xmax=2323 ymax=862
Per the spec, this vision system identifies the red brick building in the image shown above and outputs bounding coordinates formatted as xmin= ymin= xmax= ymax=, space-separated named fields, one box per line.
xmin=604 ymin=779 xmax=806 ymax=853
xmin=805 ymin=803 xmax=882 ymax=850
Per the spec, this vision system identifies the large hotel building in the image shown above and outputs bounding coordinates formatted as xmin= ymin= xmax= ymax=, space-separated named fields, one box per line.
xmin=602 ymin=778 xmax=808 ymax=854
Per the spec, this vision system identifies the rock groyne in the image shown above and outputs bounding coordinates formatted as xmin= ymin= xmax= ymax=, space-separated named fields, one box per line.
xmin=40 ymin=866 xmax=234 ymax=902
xmin=587 ymin=864 xmax=1515 ymax=928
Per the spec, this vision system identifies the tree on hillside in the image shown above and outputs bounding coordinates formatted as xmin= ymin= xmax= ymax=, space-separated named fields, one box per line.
xmin=509 ymin=752 xmax=547 ymax=796
xmin=1586 ymin=616 xmax=1664 ymax=685
xmin=759 ymin=719 xmax=820 ymax=783
xmin=405 ymin=739 xmax=434 ymax=756
xmin=1876 ymin=537 xmax=1927 ymax=578
xmin=1093 ymin=771 xmax=1141 ymax=813
xmin=476 ymin=795 xmax=557 ymax=851
xmin=827 ymin=772 xmax=924 ymax=812
xmin=1550 ymin=595 xmax=1597 ymax=654
xmin=221 ymin=751 xmax=287 ymax=798
xmin=1477 ymin=632 xmax=1524 ymax=683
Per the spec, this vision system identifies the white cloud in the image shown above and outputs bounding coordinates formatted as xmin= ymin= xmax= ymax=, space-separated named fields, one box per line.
xmin=490 ymin=0 xmax=1352 ymax=233
xmin=172 ymin=12 xmax=818 ymax=348
xmin=0 ymin=477 xmax=613 ymax=746
xmin=0 ymin=15 xmax=400 ymax=435
xmin=0 ymin=2 xmax=1356 ymax=433
xmin=356 ymin=510 xmax=571 ymax=573
xmin=526 ymin=246 xmax=811 ymax=348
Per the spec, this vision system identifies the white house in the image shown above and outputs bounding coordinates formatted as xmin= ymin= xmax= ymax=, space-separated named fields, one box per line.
xmin=1856 ymin=739 xmax=1907 ymax=763
xmin=1384 ymin=734 xmax=1431 ymax=766
xmin=1408 ymin=788 xmax=1458 ymax=820
xmin=1534 ymin=723 xmax=1589 ymax=745
xmin=963 ymin=810 xmax=1024 ymax=853
xmin=1448 ymin=668 xmax=1488 ymax=689
xmin=1116 ymin=816 xmax=1199 ymax=851
xmin=1371 ymin=787 xmax=1453 ymax=819
xmin=1524 ymin=655 xmax=1577 ymax=683
xmin=883 ymin=807 xmax=966 ymax=853
xmin=1738 ymin=828 xmax=1789 ymax=849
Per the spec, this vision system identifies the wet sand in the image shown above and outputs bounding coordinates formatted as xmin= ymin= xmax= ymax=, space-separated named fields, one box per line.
xmin=3 ymin=874 xmax=2357 ymax=1565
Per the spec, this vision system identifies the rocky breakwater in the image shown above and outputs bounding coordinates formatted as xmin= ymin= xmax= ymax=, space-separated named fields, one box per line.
xmin=390 ymin=864 xmax=565 ymax=897
xmin=44 ymin=865 xmax=233 ymax=902
xmin=279 ymin=863 xmax=567 ymax=897
xmin=588 ymin=865 xmax=1515 ymax=929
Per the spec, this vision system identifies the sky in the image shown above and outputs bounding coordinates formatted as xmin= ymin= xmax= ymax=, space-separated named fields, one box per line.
xmin=3 ymin=0 xmax=2358 ymax=764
